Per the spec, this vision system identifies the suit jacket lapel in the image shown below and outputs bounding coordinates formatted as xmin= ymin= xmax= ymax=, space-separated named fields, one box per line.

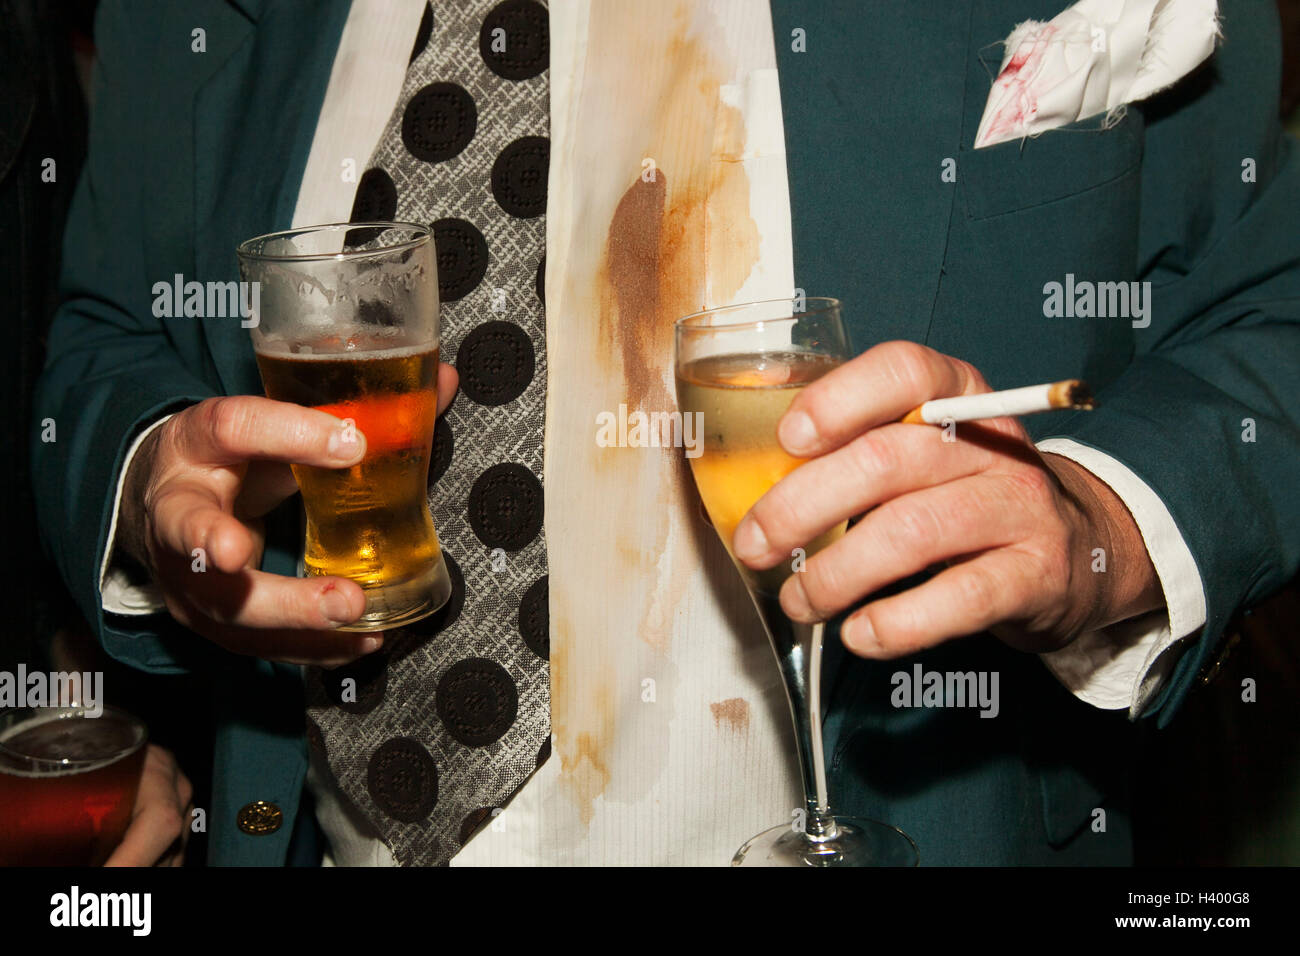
xmin=193 ymin=0 xmax=352 ymax=397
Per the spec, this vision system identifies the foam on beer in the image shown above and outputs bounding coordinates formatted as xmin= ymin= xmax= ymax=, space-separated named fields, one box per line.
xmin=0 ymin=711 xmax=143 ymax=777
xmin=254 ymin=328 xmax=439 ymax=361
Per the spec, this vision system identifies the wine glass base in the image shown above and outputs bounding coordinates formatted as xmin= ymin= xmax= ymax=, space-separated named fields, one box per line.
xmin=731 ymin=818 xmax=918 ymax=867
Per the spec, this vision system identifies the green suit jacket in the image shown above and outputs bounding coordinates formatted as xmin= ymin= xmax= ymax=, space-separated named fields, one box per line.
xmin=33 ymin=0 xmax=1300 ymax=865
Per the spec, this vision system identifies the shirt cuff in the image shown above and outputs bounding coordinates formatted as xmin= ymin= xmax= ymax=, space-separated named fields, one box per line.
xmin=100 ymin=414 xmax=175 ymax=616
xmin=1035 ymin=438 xmax=1207 ymax=717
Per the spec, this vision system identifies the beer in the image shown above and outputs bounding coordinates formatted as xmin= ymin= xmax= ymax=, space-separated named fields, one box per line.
xmin=0 ymin=709 xmax=146 ymax=867
xmin=255 ymin=339 xmax=451 ymax=628
xmin=676 ymin=350 xmax=846 ymax=596
xmin=239 ymin=223 xmax=448 ymax=630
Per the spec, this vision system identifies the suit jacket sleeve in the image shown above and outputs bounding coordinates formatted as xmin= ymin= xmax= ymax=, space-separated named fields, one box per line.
xmin=1044 ymin=1 xmax=1300 ymax=726
xmin=31 ymin=1 xmax=217 ymax=675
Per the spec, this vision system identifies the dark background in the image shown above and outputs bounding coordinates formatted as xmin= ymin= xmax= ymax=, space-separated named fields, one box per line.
xmin=2 ymin=0 xmax=213 ymax=865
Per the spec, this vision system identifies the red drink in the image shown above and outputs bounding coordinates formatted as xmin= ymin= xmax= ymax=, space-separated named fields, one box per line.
xmin=0 ymin=708 xmax=147 ymax=866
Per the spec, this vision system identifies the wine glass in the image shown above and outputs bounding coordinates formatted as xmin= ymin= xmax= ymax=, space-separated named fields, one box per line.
xmin=674 ymin=297 xmax=918 ymax=867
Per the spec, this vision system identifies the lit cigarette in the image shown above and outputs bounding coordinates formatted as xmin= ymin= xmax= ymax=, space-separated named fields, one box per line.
xmin=901 ymin=379 xmax=1095 ymax=425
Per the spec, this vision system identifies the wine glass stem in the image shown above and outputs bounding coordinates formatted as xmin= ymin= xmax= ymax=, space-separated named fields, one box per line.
xmin=806 ymin=624 xmax=835 ymax=832
xmin=801 ymin=623 xmax=840 ymax=840
xmin=752 ymin=592 xmax=840 ymax=840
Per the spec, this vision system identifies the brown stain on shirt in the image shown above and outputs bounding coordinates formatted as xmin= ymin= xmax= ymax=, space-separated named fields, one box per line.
xmin=550 ymin=0 xmax=765 ymax=823
xmin=595 ymin=6 xmax=761 ymax=415
xmin=549 ymin=614 xmax=614 ymax=826
xmin=563 ymin=732 xmax=613 ymax=826
xmin=710 ymin=697 xmax=750 ymax=733
xmin=601 ymin=174 xmax=667 ymax=411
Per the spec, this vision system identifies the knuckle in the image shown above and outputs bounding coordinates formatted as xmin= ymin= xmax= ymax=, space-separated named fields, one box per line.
xmin=203 ymin=396 xmax=252 ymax=450
xmin=153 ymin=414 xmax=186 ymax=466
xmin=950 ymin=357 xmax=989 ymax=393
xmin=801 ymin=552 xmax=849 ymax=615
xmin=1034 ymin=538 xmax=1072 ymax=593
xmin=1006 ymin=465 xmax=1055 ymax=508
xmin=848 ymin=429 xmax=898 ymax=485
xmin=882 ymin=341 xmax=935 ymax=396
xmin=880 ymin=499 xmax=942 ymax=558
xmin=279 ymin=584 xmax=318 ymax=629
xmin=155 ymin=805 xmax=185 ymax=841
xmin=751 ymin=485 xmax=800 ymax=548
xmin=876 ymin=601 xmax=920 ymax=650
xmin=955 ymin=565 xmax=999 ymax=612
xmin=865 ymin=596 xmax=922 ymax=653
xmin=178 ymin=508 xmax=210 ymax=556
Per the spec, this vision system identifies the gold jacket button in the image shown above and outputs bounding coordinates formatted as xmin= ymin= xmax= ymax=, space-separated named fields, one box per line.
xmin=237 ymin=801 xmax=284 ymax=836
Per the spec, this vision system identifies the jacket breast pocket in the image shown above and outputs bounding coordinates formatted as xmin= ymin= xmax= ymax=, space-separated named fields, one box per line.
xmin=960 ymin=51 xmax=1145 ymax=221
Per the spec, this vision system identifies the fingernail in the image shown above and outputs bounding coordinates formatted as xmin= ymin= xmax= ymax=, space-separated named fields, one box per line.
xmin=319 ymin=586 xmax=356 ymax=626
xmin=782 ymin=576 xmax=813 ymax=621
xmin=779 ymin=411 xmax=818 ymax=455
xmin=733 ymin=517 xmax=769 ymax=562
xmin=360 ymin=636 xmax=383 ymax=654
xmin=327 ymin=423 xmax=359 ymax=461
xmin=842 ymin=615 xmax=877 ymax=655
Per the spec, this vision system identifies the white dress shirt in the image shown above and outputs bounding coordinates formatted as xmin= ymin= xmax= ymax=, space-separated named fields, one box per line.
xmin=100 ymin=0 xmax=1206 ymax=865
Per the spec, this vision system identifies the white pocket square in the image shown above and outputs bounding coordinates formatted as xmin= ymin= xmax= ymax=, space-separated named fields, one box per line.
xmin=975 ymin=0 xmax=1220 ymax=149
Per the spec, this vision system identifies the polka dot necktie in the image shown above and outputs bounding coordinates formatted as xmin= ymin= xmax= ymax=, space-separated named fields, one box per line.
xmin=305 ymin=0 xmax=551 ymax=866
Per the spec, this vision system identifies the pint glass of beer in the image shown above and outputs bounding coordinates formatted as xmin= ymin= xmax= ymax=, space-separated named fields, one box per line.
xmin=237 ymin=223 xmax=452 ymax=631
xmin=0 ymin=707 xmax=147 ymax=866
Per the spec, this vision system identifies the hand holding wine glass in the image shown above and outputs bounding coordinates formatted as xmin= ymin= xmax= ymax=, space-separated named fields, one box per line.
xmin=674 ymin=298 xmax=918 ymax=867
xmin=732 ymin=340 xmax=1160 ymax=658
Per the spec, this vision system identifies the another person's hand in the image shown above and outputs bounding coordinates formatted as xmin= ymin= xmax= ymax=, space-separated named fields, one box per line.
xmin=104 ymin=744 xmax=192 ymax=868
xmin=733 ymin=342 xmax=1162 ymax=657
xmin=118 ymin=364 xmax=458 ymax=667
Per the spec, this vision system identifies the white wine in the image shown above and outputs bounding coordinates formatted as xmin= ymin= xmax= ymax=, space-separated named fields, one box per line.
xmin=676 ymin=350 xmax=845 ymax=597
xmin=673 ymin=302 xmax=919 ymax=865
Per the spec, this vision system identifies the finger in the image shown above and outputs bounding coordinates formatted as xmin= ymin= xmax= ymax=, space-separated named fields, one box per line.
xmin=104 ymin=801 xmax=186 ymax=867
xmin=839 ymin=548 xmax=1040 ymax=659
xmin=162 ymin=585 xmax=384 ymax=667
xmin=157 ymin=574 xmax=384 ymax=667
xmin=777 ymin=341 xmax=989 ymax=457
xmin=437 ymin=362 xmax=458 ymax=416
xmin=104 ymin=747 xmax=185 ymax=867
xmin=179 ymin=395 xmax=366 ymax=468
xmin=779 ymin=474 xmax=1029 ymax=622
xmin=734 ymin=422 xmax=1000 ymax=568
xmin=178 ymin=567 xmax=369 ymax=632
xmin=193 ymin=615 xmax=385 ymax=668
xmin=236 ymin=366 xmax=451 ymax=518
xmin=152 ymin=483 xmax=257 ymax=574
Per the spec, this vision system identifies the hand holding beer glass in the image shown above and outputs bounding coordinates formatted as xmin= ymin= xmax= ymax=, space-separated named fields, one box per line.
xmin=237 ymin=223 xmax=453 ymax=632
xmin=114 ymin=224 xmax=456 ymax=665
